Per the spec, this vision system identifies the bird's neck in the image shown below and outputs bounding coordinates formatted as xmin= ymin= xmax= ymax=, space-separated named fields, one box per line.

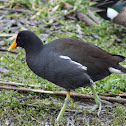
xmin=24 ymin=41 xmax=43 ymax=54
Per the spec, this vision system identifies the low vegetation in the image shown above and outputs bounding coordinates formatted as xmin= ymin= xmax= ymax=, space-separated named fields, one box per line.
xmin=0 ymin=0 xmax=126 ymax=125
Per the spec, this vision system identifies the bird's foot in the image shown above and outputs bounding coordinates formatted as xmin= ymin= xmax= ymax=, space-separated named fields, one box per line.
xmin=89 ymin=83 xmax=112 ymax=116
xmin=89 ymin=98 xmax=111 ymax=116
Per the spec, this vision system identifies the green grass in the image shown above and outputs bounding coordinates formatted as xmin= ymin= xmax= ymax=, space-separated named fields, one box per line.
xmin=0 ymin=0 xmax=126 ymax=125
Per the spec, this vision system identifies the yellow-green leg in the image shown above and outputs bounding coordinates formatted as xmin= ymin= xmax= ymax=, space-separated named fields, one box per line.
xmin=90 ymin=84 xmax=111 ymax=116
xmin=57 ymin=92 xmax=71 ymax=122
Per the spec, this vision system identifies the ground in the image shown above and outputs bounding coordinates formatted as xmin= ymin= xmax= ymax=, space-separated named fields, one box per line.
xmin=0 ymin=0 xmax=126 ymax=125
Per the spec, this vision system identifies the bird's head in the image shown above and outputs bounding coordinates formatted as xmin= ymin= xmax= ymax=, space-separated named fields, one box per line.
xmin=8 ymin=30 xmax=43 ymax=51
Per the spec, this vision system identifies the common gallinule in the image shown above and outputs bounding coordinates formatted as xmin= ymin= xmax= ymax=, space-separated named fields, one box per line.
xmin=89 ymin=0 xmax=126 ymax=27
xmin=8 ymin=31 xmax=126 ymax=121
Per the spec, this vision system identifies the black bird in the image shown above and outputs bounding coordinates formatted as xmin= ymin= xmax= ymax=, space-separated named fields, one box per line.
xmin=89 ymin=0 xmax=126 ymax=27
xmin=8 ymin=31 xmax=126 ymax=121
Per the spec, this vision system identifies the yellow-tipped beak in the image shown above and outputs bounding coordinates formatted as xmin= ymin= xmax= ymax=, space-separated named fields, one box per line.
xmin=8 ymin=36 xmax=17 ymax=51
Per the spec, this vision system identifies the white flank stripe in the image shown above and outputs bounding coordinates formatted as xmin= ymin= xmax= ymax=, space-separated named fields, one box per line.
xmin=59 ymin=55 xmax=87 ymax=70
xmin=108 ymin=67 xmax=123 ymax=74
xmin=107 ymin=8 xmax=119 ymax=20
xmin=59 ymin=55 xmax=71 ymax=60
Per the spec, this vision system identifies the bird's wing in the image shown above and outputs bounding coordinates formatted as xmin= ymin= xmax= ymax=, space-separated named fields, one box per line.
xmin=46 ymin=38 xmax=125 ymax=81
xmin=39 ymin=52 xmax=92 ymax=90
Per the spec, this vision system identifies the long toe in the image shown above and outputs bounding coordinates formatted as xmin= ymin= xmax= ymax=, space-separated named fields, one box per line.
xmin=97 ymin=101 xmax=101 ymax=117
xmin=90 ymin=84 xmax=112 ymax=116
xmin=89 ymin=104 xmax=98 ymax=112
xmin=89 ymin=99 xmax=111 ymax=116
xmin=97 ymin=99 xmax=111 ymax=116
xmin=101 ymin=99 xmax=112 ymax=105
xmin=89 ymin=99 xmax=101 ymax=116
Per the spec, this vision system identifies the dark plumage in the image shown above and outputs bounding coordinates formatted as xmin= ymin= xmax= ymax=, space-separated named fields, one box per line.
xmin=89 ymin=0 xmax=126 ymax=27
xmin=8 ymin=31 xmax=126 ymax=121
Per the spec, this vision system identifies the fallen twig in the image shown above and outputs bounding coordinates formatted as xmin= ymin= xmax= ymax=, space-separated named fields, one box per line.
xmin=0 ymin=0 xmax=9 ymax=2
xmin=17 ymin=22 xmax=27 ymax=30
xmin=38 ymin=16 xmax=62 ymax=23
xmin=0 ymin=81 xmax=41 ymax=88
xmin=98 ymin=93 xmax=126 ymax=98
xmin=76 ymin=10 xmax=97 ymax=26
xmin=0 ymin=8 xmax=30 ymax=13
xmin=0 ymin=33 xmax=16 ymax=37
xmin=0 ymin=85 xmax=126 ymax=104
xmin=30 ymin=11 xmax=41 ymax=20
xmin=0 ymin=5 xmax=8 ymax=9
xmin=0 ymin=41 xmax=5 ymax=46
xmin=0 ymin=48 xmax=18 ymax=54
xmin=61 ymin=3 xmax=73 ymax=10
xmin=49 ymin=5 xmax=60 ymax=14
xmin=6 ymin=34 xmax=17 ymax=42
xmin=87 ymin=10 xmax=101 ymax=25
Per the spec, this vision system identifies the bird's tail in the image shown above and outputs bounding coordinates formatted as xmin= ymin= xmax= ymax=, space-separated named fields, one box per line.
xmin=108 ymin=65 xmax=126 ymax=74
xmin=116 ymin=65 xmax=126 ymax=73
xmin=88 ymin=0 xmax=120 ymax=20
xmin=89 ymin=0 xmax=119 ymax=9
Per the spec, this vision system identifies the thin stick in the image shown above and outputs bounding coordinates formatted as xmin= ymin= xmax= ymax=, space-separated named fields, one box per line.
xmin=1 ymin=80 xmax=126 ymax=97
xmin=6 ymin=34 xmax=17 ymax=42
xmin=98 ymin=93 xmax=126 ymax=97
xmin=0 ymin=33 xmax=16 ymax=37
xmin=0 ymin=0 xmax=9 ymax=2
xmin=1 ymin=8 xmax=30 ymax=13
xmin=87 ymin=10 xmax=101 ymax=25
xmin=0 ymin=81 xmax=41 ymax=88
xmin=0 ymin=48 xmax=18 ymax=54
xmin=17 ymin=22 xmax=28 ymax=30
xmin=76 ymin=10 xmax=97 ymax=26
xmin=0 ymin=85 xmax=126 ymax=103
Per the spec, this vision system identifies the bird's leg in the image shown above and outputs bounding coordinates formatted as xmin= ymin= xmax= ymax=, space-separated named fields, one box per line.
xmin=57 ymin=91 xmax=71 ymax=122
xmin=89 ymin=83 xmax=111 ymax=116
